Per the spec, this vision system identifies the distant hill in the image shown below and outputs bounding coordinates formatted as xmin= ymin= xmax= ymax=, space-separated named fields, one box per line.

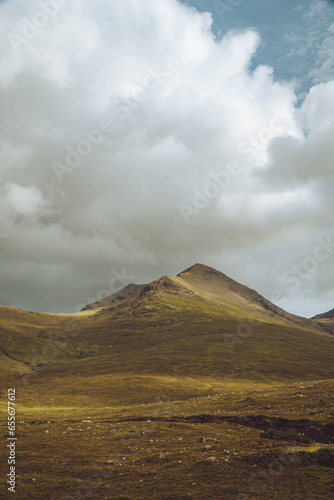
xmin=312 ymin=308 xmax=334 ymax=320
xmin=312 ymin=307 xmax=334 ymax=337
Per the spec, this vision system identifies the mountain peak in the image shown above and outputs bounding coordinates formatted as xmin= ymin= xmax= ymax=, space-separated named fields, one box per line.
xmin=178 ymin=263 xmax=229 ymax=279
xmin=178 ymin=263 xmax=207 ymax=274
xmin=177 ymin=263 xmax=240 ymax=290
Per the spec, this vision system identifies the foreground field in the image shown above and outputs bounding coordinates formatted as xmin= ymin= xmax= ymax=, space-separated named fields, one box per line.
xmin=1 ymin=379 xmax=333 ymax=499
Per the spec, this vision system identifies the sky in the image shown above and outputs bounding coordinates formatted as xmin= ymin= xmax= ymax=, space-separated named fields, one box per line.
xmin=0 ymin=0 xmax=334 ymax=317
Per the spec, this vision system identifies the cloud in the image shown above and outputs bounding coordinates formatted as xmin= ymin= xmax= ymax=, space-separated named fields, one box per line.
xmin=278 ymin=0 xmax=334 ymax=92
xmin=0 ymin=140 xmax=34 ymax=175
xmin=0 ymin=0 xmax=333 ymax=316
xmin=308 ymin=22 xmax=334 ymax=83
xmin=5 ymin=183 xmax=46 ymax=216
xmin=260 ymin=80 xmax=334 ymax=187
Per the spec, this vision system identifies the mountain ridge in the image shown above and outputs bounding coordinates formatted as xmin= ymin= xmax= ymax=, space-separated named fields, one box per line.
xmin=313 ymin=307 xmax=334 ymax=320
xmin=81 ymin=263 xmax=326 ymax=333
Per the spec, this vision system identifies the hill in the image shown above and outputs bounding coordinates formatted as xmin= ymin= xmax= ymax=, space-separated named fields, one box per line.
xmin=1 ymin=264 xmax=334 ymax=499
xmin=313 ymin=307 xmax=334 ymax=320
xmin=0 ymin=263 xmax=334 ymax=407
xmin=312 ymin=307 xmax=334 ymax=337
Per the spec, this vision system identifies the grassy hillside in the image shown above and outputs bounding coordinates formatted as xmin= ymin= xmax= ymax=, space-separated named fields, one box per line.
xmin=1 ymin=264 xmax=334 ymax=499
xmin=1 ymin=264 xmax=334 ymax=406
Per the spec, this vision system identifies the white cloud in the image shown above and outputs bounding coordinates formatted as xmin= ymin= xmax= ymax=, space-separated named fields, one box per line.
xmin=5 ymin=183 xmax=46 ymax=216
xmin=300 ymin=80 xmax=334 ymax=131
xmin=0 ymin=0 xmax=333 ymax=316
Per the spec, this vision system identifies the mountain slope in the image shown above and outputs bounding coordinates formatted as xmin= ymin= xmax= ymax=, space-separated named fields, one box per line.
xmin=176 ymin=264 xmax=319 ymax=329
xmin=83 ymin=263 xmax=324 ymax=332
xmin=1 ymin=263 xmax=334 ymax=406
xmin=312 ymin=307 xmax=334 ymax=336
xmin=313 ymin=307 xmax=334 ymax=320
xmin=81 ymin=283 xmax=147 ymax=311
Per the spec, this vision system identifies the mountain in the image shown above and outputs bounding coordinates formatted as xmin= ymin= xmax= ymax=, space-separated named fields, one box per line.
xmin=312 ymin=307 xmax=334 ymax=336
xmin=81 ymin=282 xmax=147 ymax=311
xmin=1 ymin=263 xmax=334 ymax=407
xmin=83 ymin=263 xmax=320 ymax=330
xmin=312 ymin=307 xmax=334 ymax=320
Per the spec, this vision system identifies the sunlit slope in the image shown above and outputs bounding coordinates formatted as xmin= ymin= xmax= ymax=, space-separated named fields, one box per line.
xmin=176 ymin=264 xmax=321 ymax=329
xmin=0 ymin=306 xmax=93 ymax=378
xmin=1 ymin=263 xmax=334 ymax=405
